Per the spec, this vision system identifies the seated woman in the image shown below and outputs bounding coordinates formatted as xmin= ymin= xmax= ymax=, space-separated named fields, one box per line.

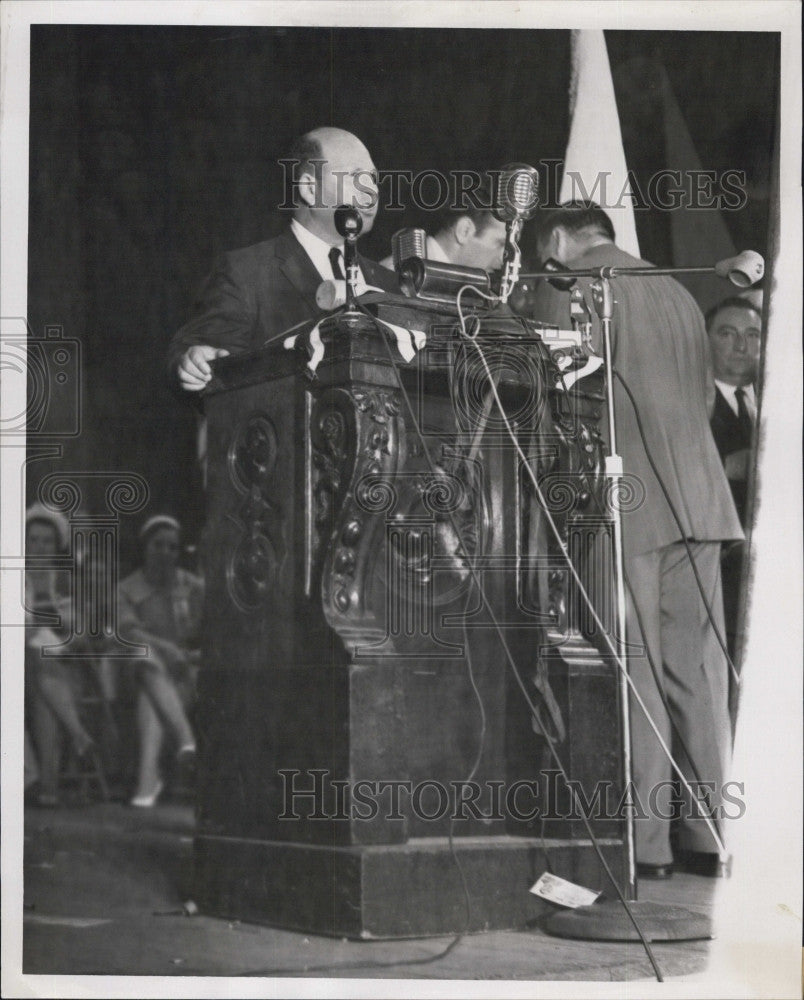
xmin=118 ymin=515 xmax=202 ymax=807
xmin=24 ymin=504 xmax=97 ymax=807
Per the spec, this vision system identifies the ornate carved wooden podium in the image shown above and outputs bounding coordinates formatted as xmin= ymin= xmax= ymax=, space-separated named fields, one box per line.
xmin=193 ymin=295 xmax=625 ymax=938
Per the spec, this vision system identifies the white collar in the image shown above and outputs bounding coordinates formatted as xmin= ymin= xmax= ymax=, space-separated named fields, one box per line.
xmin=715 ymin=379 xmax=756 ymax=415
xmin=290 ymin=218 xmax=364 ymax=283
xmin=426 ymin=235 xmax=451 ymax=263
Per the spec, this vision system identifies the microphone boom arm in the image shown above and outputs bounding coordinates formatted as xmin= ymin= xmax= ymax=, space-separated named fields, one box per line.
xmin=518 ymin=250 xmax=764 ymax=288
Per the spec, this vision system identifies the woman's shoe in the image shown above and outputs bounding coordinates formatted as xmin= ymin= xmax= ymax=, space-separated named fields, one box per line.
xmin=130 ymin=779 xmax=164 ymax=808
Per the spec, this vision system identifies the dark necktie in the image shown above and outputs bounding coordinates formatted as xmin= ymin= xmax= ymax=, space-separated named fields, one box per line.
xmin=734 ymin=387 xmax=753 ymax=439
xmin=328 ymin=246 xmax=344 ymax=280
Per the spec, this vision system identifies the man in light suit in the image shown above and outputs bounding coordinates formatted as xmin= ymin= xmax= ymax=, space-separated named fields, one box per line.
xmin=169 ymin=127 xmax=398 ymax=392
xmin=706 ymin=296 xmax=761 ymax=663
xmin=531 ymin=202 xmax=742 ymax=879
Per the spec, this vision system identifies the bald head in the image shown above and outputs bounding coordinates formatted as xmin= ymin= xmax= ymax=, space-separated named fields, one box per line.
xmin=305 ymin=127 xmax=370 ymax=161
xmin=288 ymin=127 xmax=379 ymax=244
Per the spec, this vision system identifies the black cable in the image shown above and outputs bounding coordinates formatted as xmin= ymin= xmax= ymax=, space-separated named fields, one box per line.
xmin=450 ymin=321 xmax=558 ymax=879
xmin=451 ymin=318 xmax=665 ymax=979
xmin=359 ymin=303 xmax=664 ymax=982
xmin=241 ymin=932 xmax=466 ymax=977
xmin=445 ymin=580 xmax=490 ymax=932
xmin=552 ymin=361 xmax=723 ymax=838
xmin=280 ymin=297 xmax=665 ymax=975
xmin=613 ymin=369 xmax=739 ymax=687
xmin=461 ymin=301 xmax=725 ymax=854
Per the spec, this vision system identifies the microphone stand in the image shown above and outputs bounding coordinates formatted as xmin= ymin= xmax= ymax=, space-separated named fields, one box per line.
xmin=590 ymin=275 xmax=637 ymax=904
xmin=343 ymin=239 xmax=360 ymax=314
xmin=518 ymin=248 xmax=764 ymax=289
xmin=334 ymin=205 xmax=365 ymax=316
xmin=542 ymin=252 xmax=762 ymax=944
xmin=498 ymin=218 xmax=524 ymax=304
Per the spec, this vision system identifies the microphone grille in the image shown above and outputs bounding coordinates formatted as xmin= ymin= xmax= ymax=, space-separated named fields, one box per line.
xmin=495 ymin=163 xmax=540 ymax=222
xmin=391 ymin=228 xmax=428 ymax=273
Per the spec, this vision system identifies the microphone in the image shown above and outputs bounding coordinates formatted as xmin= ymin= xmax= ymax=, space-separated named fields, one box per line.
xmin=390 ymin=225 xmax=491 ymax=310
xmin=334 ymin=205 xmax=363 ymax=241
xmin=494 ymin=163 xmax=540 ymax=303
xmin=399 ymin=259 xmax=492 ymax=310
xmin=334 ymin=206 xmax=363 ymax=309
xmin=391 ymin=228 xmax=427 ymax=273
xmin=494 ymin=163 xmax=540 ymax=224
xmin=713 ymin=250 xmax=764 ymax=287
xmin=541 ymin=258 xmax=576 ymax=291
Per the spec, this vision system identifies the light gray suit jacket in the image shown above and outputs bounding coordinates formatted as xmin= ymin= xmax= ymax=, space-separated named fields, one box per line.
xmin=531 ymin=243 xmax=742 ymax=559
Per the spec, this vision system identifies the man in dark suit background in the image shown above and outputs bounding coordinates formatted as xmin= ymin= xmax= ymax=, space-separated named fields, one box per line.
xmin=706 ymin=296 xmax=761 ymax=524
xmin=169 ymin=127 xmax=398 ymax=392
xmin=530 ymin=202 xmax=743 ymax=879
xmin=706 ymin=295 xmax=762 ymax=663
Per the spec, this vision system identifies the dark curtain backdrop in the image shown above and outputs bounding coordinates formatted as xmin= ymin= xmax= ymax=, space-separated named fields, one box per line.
xmin=27 ymin=26 xmax=778 ymax=560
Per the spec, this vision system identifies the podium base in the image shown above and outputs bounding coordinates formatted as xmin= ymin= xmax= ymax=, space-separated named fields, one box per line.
xmin=194 ymin=833 xmax=625 ymax=939
xmin=543 ymin=898 xmax=712 ymax=942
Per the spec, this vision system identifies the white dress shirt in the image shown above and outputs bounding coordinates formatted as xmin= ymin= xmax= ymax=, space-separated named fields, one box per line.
xmin=424 ymin=235 xmax=450 ymax=262
xmin=714 ymin=379 xmax=756 ymax=421
xmin=290 ymin=218 xmax=365 ymax=284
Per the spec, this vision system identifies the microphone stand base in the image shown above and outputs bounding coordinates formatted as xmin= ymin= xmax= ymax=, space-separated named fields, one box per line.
xmin=542 ymin=898 xmax=712 ymax=942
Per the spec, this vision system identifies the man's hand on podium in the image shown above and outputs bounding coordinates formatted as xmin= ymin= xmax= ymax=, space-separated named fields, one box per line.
xmin=178 ymin=345 xmax=230 ymax=391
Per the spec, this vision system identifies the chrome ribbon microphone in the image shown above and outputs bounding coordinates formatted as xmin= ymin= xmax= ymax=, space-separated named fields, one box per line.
xmin=392 ymin=228 xmax=491 ymax=309
xmin=494 ymin=163 xmax=540 ymax=303
xmin=494 ymin=163 xmax=540 ymax=224
xmin=334 ymin=205 xmax=363 ymax=310
xmin=391 ymin=228 xmax=427 ymax=273
xmin=398 ymin=258 xmax=492 ymax=309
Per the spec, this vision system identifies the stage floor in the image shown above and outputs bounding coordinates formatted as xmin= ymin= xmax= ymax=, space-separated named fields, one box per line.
xmin=18 ymin=799 xmax=715 ymax=983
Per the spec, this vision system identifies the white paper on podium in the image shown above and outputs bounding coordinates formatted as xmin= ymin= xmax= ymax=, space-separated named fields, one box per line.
xmin=283 ymin=295 xmax=426 ymax=371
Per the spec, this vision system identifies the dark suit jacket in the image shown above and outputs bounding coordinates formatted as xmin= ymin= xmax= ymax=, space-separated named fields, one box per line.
xmin=530 ymin=243 xmax=743 ymax=558
xmin=710 ymin=386 xmax=753 ymax=524
xmin=168 ymin=228 xmax=398 ymax=375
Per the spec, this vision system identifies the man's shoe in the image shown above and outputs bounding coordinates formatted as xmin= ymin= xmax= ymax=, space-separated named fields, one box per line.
xmin=636 ymin=862 xmax=674 ymax=880
xmin=678 ymin=851 xmax=731 ymax=878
